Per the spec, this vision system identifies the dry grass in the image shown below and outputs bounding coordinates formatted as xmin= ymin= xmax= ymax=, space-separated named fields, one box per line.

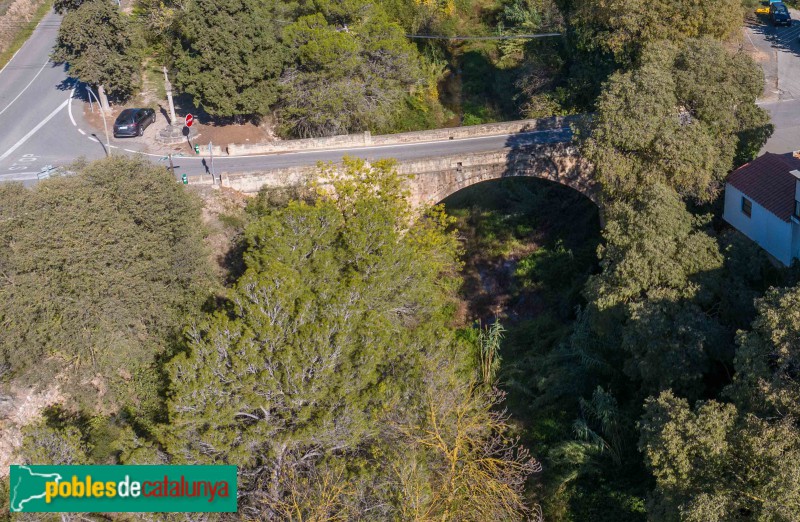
xmin=0 ymin=0 xmax=50 ymax=66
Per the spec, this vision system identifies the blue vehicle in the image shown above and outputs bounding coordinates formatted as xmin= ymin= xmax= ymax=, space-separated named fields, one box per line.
xmin=770 ymin=2 xmax=792 ymax=26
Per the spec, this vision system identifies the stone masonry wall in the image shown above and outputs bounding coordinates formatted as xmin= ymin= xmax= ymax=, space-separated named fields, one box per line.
xmin=202 ymin=143 xmax=598 ymax=208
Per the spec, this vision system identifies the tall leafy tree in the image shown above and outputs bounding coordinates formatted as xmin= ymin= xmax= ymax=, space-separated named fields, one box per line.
xmin=568 ymin=0 xmax=744 ymax=67
xmin=640 ymin=391 xmax=800 ymax=521
xmin=52 ymin=0 xmax=138 ymax=108
xmin=583 ymin=183 xmax=725 ymax=397
xmin=53 ymin=0 xmax=88 ymax=14
xmin=163 ymin=159 xmax=537 ymax=518
xmin=584 ymin=38 xmax=771 ymax=202
xmin=0 ymin=157 xmax=212 ymax=414
xmin=279 ymin=7 xmax=421 ymax=137
xmin=728 ymin=284 xmax=800 ymax=419
xmin=173 ymin=0 xmax=291 ymax=117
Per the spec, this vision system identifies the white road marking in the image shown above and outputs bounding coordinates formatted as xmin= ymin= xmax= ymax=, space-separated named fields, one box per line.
xmin=67 ymin=87 xmax=76 ymax=126
xmin=779 ymin=24 xmax=800 ymax=40
xmin=0 ymin=98 xmax=69 ymax=162
xmin=78 ymin=128 xmax=85 ymax=135
xmin=0 ymin=58 xmax=50 ymax=117
xmin=0 ymin=11 xmax=52 ymax=80
xmin=0 ymin=171 xmax=39 ymax=180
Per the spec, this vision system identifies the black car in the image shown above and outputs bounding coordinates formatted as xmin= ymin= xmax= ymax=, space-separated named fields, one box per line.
xmin=771 ymin=2 xmax=792 ymax=26
xmin=113 ymin=108 xmax=156 ymax=137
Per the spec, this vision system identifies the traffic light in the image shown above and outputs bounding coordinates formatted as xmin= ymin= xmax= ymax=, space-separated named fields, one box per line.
xmin=194 ymin=144 xmax=200 ymax=154
xmin=181 ymin=173 xmax=188 ymax=184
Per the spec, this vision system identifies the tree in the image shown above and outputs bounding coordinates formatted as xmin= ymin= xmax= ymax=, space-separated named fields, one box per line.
xmin=0 ymin=157 xmax=212 ymax=415
xmin=583 ymin=183 xmax=726 ymax=396
xmin=278 ymin=8 xmax=422 ymax=137
xmin=584 ymin=38 xmax=771 ymax=202
xmin=164 ymin=159 xmax=457 ymax=514
xmin=639 ymin=391 xmax=800 ymax=521
xmin=728 ymin=284 xmax=800 ymax=419
xmin=52 ymin=0 xmax=138 ymax=108
xmin=163 ymin=158 xmax=537 ymax=518
xmin=19 ymin=422 xmax=89 ymax=465
xmin=567 ymin=0 xmax=744 ymax=67
xmin=53 ymin=0 xmax=88 ymax=14
xmin=388 ymin=379 xmax=541 ymax=521
xmin=173 ymin=0 xmax=290 ymax=118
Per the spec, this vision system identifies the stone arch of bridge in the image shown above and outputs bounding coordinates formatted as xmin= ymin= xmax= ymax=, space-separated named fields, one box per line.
xmin=398 ymin=143 xmax=599 ymax=210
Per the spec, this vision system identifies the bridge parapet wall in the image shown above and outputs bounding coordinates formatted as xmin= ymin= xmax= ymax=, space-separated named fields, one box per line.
xmin=225 ymin=115 xmax=586 ymax=156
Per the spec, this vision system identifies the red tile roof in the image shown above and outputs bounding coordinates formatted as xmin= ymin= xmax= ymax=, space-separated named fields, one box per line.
xmin=727 ymin=152 xmax=800 ymax=222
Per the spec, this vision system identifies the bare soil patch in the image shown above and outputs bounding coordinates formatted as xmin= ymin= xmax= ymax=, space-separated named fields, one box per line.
xmin=191 ymin=121 xmax=269 ymax=147
xmin=0 ymin=385 xmax=63 ymax=477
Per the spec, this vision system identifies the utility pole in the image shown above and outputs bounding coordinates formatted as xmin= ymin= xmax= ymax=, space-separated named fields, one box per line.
xmin=209 ymin=141 xmax=216 ymax=186
xmin=163 ymin=66 xmax=177 ymax=125
xmin=168 ymin=153 xmax=175 ymax=176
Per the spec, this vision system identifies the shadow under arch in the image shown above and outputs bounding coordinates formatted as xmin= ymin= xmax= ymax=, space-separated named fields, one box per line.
xmin=399 ymin=127 xmax=601 ymax=221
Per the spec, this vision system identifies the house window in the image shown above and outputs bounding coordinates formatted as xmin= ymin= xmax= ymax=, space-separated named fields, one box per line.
xmin=742 ymin=197 xmax=752 ymax=218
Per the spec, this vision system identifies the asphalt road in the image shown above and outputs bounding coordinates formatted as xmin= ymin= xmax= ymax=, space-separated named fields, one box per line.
xmin=0 ymin=11 xmax=570 ymax=184
xmin=746 ymin=11 xmax=800 ymax=153
xmin=3 ymin=11 xmax=797 ymax=184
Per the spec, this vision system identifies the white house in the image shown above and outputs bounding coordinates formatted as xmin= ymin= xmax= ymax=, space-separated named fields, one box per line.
xmin=723 ymin=152 xmax=800 ymax=266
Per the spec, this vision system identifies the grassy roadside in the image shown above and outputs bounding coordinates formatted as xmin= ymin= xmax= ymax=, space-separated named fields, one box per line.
xmin=0 ymin=0 xmax=53 ymax=70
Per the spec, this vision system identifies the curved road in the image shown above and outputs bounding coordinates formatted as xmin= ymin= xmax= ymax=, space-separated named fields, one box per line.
xmin=0 ymin=11 xmax=570 ymax=183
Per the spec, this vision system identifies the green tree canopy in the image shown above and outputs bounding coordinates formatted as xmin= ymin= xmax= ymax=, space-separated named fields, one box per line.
xmin=729 ymin=284 xmax=800 ymax=419
xmin=640 ymin=391 xmax=800 ymax=521
xmin=53 ymin=0 xmax=88 ymax=14
xmin=583 ymin=183 xmax=725 ymax=396
xmin=568 ymin=0 xmax=744 ymax=66
xmin=52 ymin=0 xmax=138 ymax=97
xmin=584 ymin=38 xmax=771 ymax=202
xmin=174 ymin=0 xmax=291 ymax=117
xmin=163 ymin=158 xmax=537 ymax=518
xmin=278 ymin=8 xmax=422 ymax=137
xmin=0 ymin=157 xmax=212 ymax=413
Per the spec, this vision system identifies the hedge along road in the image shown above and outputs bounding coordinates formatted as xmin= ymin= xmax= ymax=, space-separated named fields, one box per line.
xmin=0 ymin=10 xmax=573 ymax=183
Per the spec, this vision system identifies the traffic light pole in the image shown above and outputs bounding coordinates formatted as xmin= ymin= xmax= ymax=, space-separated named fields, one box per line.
xmin=210 ymin=141 xmax=216 ymax=186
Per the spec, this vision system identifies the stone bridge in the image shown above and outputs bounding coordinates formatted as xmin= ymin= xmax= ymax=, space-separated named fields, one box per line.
xmin=208 ymin=142 xmax=598 ymax=208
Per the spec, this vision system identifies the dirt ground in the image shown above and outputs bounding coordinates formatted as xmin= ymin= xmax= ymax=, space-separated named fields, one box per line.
xmin=81 ymin=100 xmax=275 ymax=155
xmin=0 ymin=385 xmax=63 ymax=477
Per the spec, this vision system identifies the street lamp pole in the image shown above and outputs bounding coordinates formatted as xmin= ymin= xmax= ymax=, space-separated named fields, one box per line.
xmin=85 ymin=85 xmax=111 ymax=156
